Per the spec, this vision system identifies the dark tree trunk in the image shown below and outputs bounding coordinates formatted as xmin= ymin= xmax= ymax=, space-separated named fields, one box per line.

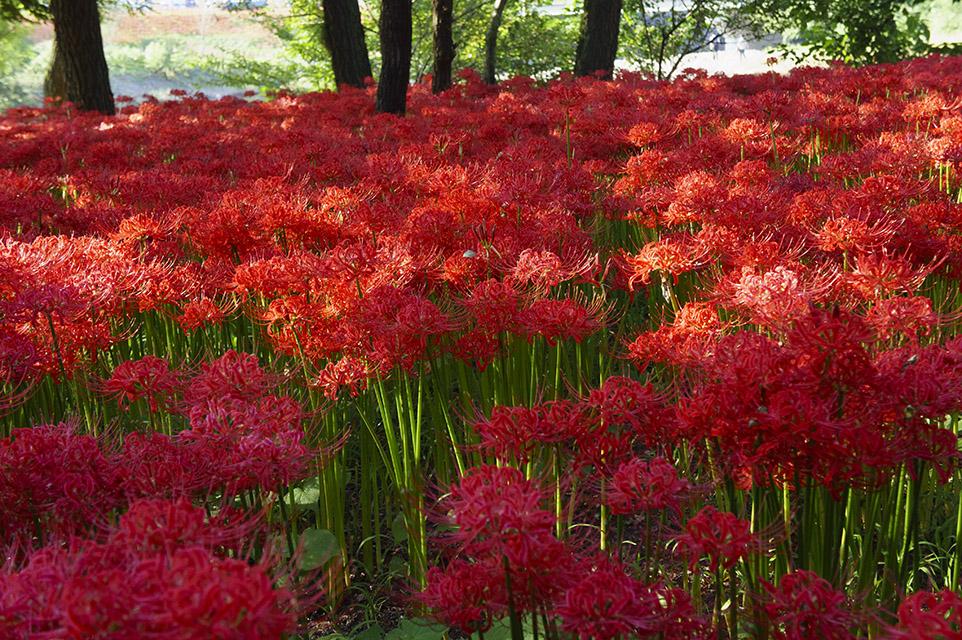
xmin=43 ymin=40 xmax=67 ymax=102
xmin=574 ymin=0 xmax=622 ymax=79
xmin=323 ymin=0 xmax=372 ymax=89
xmin=375 ymin=0 xmax=412 ymax=114
xmin=431 ymin=0 xmax=454 ymax=93
xmin=483 ymin=0 xmax=509 ymax=84
xmin=49 ymin=0 xmax=115 ymax=115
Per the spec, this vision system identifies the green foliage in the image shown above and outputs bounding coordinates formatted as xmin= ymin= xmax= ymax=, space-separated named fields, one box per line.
xmin=298 ymin=528 xmax=340 ymax=571
xmin=0 ymin=0 xmax=49 ymax=21
xmin=195 ymin=46 xmax=312 ymax=93
xmin=98 ymin=29 xmax=280 ymax=95
xmin=0 ymin=22 xmax=35 ymax=108
xmin=773 ymin=0 xmax=933 ymax=65
xmin=108 ymin=38 xmax=180 ymax=77
xmin=363 ymin=0 xmax=578 ymax=82
xmin=407 ymin=0 xmax=580 ymax=81
xmin=196 ymin=0 xmax=336 ymax=92
xmin=257 ymin=0 xmax=337 ymax=89
xmin=488 ymin=3 xmax=580 ymax=80
xmin=383 ymin=619 xmax=448 ymax=639
xmin=200 ymin=0 xmax=580 ymax=92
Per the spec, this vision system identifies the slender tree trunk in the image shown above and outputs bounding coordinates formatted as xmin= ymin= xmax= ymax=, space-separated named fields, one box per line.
xmin=49 ymin=0 xmax=115 ymax=114
xmin=323 ymin=0 xmax=372 ymax=89
xmin=574 ymin=0 xmax=622 ymax=79
xmin=43 ymin=40 xmax=67 ymax=102
xmin=483 ymin=0 xmax=509 ymax=84
xmin=376 ymin=0 xmax=412 ymax=114
xmin=431 ymin=0 xmax=455 ymax=93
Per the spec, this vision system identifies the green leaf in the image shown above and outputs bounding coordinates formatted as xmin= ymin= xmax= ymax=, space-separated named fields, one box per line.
xmin=388 ymin=555 xmax=408 ymax=577
xmin=298 ymin=527 xmax=339 ymax=571
xmin=391 ymin=512 xmax=409 ymax=544
xmin=354 ymin=624 xmax=386 ymax=640
xmin=477 ymin=620 xmax=513 ymax=640
xmin=291 ymin=477 xmax=321 ymax=509
xmin=384 ymin=618 xmax=448 ymax=640
xmin=474 ymin=619 xmax=537 ymax=639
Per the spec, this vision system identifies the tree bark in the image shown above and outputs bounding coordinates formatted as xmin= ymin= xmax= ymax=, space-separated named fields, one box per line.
xmin=431 ymin=0 xmax=455 ymax=93
xmin=323 ymin=0 xmax=372 ymax=89
xmin=483 ymin=0 xmax=509 ymax=84
xmin=375 ymin=0 xmax=412 ymax=114
xmin=49 ymin=0 xmax=115 ymax=114
xmin=43 ymin=40 xmax=67 ymax=102
xmin=574 ymin=0 xmax=622 ymax=79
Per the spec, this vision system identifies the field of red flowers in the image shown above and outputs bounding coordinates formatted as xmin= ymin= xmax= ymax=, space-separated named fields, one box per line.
xmin=3 ymin=57 xmax=962 ymax=639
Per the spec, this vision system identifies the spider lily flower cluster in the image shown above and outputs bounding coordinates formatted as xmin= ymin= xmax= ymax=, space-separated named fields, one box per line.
xmin=2 ymin=57 xmax=962 ymax=637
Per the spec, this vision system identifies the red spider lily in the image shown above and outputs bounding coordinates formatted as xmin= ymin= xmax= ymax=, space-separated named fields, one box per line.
xmin=110 ymin=497 xmax=253 ymax=553
xmin=445 ymin=465 xmax=557 ymax=558
xmin=675 ymin=506 xmax=759 ymax=572
xmin=625 ymin=121 xmax=666 ymax=148
xmin=726 ymin=265 xmax=837 ymax=329
xmin=116 ymin=431 xmax=225 ymax=499
xmin=673 ymin=304 xmax=962 ymax=490
xmin=420 ymin=559 xmax=506 ymax=634
xmin=312 ymin=356 xmax=370 ymax=400
xmin=623 ymin=234 xmax=707 ymax=289
xmin=99 ymin=355 xmax=181 ymax=412
xmin=461 ymin=278 xmax=523 ymax=335
xmin=0 ymin=423 xmax=123 ymax=544
xmin=0 ymin=499 xmax=299 ymax=640
xmin=846 ymin=252 xmax=940 ymax=300
xmin=426 ymin=466 xmax=575 ymax=625
xmin=626 ymin=300 xmax=728 ymax=370
xmin=606 ymin=456 xmax=690 ymax=515
xmin=814 ymin=215 xmax=901 ymax=254
xmin=470 ymin=389 xmax=651 ymax=473
xmin=2 ymin=52 xmax=962 ymax=638
xmin=664 ymin=171 xmax=724 ymax=227
xmin=184 ymin=350 xmax=276 ymax=405
xmin=507 ymin=248 xmax=599 ymax=293
xmin=174 ymin=351 xmax=319 ymax=492
xmin=181 ymin=395 xmax=313 ymax=492
xmin=762 ymin=570 xmax=861 ymax=640
xmin=889 ymin=589 xmax=962 ymax=640
xmin=586 ymin=375 xmax=676 ymax=445
xmin=788 ymin=307 xmax=876 ymax=393
xmin=554 ymin=558 xmax=707 ymax=639
xmin=339 ymin=286 xmax=454 ymax=374
xmin=450 ymin=328 xmax=501 ymax=370
xmin=472 ymin=400 xmax=591 ymax=464
xmin=866 ymin=295 xmax=940 ymax=340
xmin=176 ymin=297 xmax=228 ymax=332
xmin=518 ymin=297 xmax=604 ymax=346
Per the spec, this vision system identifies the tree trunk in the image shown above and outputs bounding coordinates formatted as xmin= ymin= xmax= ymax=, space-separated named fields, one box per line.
xmin=323 ymin=0 xmax=372 ymax=89
xmin=574 ymin=0 xmax=622 ymax=79
xmin=483 ymin=0 xmax=509 ymax=84
xmin=431 ymin=0 xmax=455 ymax=93
xmin=43 ymin=40 xmax=67 ymax=102
xmin=375 ymin=0 xmax=412 ymax=114
xmin=49 ymin=0 xmax=115 ymax=115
